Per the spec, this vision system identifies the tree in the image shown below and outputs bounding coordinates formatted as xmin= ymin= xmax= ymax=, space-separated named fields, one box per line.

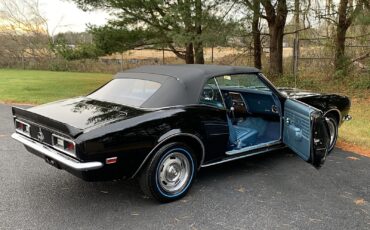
xmin=335 ymin=0 xmax=365 ymax=71
xmin=52 ymin=38 xmax=103 ymax=60
xmin=314 ymin=0 xmax=369 ymax=73
xmin=71 ymin=0 xmax=228 ymax=64
xmin=88 ymin=26 xmax=156 ymax=54
xmin=241 ymin=0 xmax=262 ymax=69
xmin=241 ymin=0 xmax=288 ymax=75
xmin=251 ymin=0 xmax=262 ymax=69
xmin=0 ymin=0 xmax=51 ymax=66
xmin=261 ymin=0 xmax=288 ymax=76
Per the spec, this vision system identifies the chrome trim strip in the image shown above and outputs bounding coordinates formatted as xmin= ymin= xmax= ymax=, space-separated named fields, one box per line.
xmin=11 ymin=133 xmax=103 ymax=171
xmin=323 ymin=108 xmax=342 ymax=122
xmin=213 ymin=77 xmax=227 ymax=109
xmin=14 ymin=117 xmax=74 ymax=139
xmin=226 ymin=140 xmax=281 ymax=156
xmin=201 ymin=145 xmax=286 ymax=168
xmin=131 ymin=133 xmax=205 ymax=178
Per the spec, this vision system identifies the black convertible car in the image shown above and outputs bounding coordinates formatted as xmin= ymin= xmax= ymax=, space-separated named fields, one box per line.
xmin=11 ymin=65 xmax=351 ymax=202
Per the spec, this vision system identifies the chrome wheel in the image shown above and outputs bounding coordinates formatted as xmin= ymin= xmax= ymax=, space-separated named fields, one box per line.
xmin=139 ymin=142 xmax=196 ymax=202
xmin=157 ymin=151 xmax=191 ymax=194
xmin=326 ymin=117 xmax=338 ymax=151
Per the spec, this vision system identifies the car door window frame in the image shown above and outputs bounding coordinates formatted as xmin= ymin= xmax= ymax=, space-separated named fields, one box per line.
xmin=199 ymin=77 xmax=227 ymax=110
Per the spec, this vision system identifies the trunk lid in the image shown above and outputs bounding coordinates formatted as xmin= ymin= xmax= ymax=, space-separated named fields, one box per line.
xmin=12 ymin=97 xmax=148 ymax=138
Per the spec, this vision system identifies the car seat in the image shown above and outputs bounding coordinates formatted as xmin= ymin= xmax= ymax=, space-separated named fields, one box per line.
xmin=227 ymin=116 xmax=258 ymax=149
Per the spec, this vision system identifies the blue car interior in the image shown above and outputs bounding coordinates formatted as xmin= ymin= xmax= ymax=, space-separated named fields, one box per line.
xmin=199 ymin=83 xmax=282 ymax=151
xmin=227 ymin=116 xmax=258 ymax=149
xmin=221 ymin=89 xmax=281 ymax=150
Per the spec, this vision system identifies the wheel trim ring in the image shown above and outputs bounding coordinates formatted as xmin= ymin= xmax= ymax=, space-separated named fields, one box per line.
xmin=157 ymin=151 xmax=191 ymax=194
xmin=326 ymin=118 xmax=337 ymax=149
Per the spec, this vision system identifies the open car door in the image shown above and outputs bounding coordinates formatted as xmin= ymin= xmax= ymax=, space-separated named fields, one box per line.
xmin=283 ymin=99 xmax=330 ymax=168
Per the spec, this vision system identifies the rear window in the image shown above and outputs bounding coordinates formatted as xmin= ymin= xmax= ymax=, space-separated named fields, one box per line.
xmin=88 ymin=79 xmax=161 ymax=107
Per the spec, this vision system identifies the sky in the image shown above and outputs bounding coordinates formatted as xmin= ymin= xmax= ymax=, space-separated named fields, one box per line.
xmin=39 ymin=0 xmax=109 ymax=34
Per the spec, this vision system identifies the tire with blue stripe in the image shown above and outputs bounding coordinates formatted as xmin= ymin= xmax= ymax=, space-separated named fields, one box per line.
xmin=325 ymin=114 xmax=338 ymax=153
xmin=139 ymin=142 xmax=196 ymax=202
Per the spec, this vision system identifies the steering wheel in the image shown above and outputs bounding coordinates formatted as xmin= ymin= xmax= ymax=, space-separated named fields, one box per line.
xmin=201 ymin=84 xmax=216 ymax=101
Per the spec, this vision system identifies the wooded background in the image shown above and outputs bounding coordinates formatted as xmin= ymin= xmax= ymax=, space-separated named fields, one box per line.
xmin=0 ymin=0 xmax=369 ymax=80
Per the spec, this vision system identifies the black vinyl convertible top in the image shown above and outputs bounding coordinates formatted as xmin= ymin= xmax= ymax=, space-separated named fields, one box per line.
xmin=115 ymin=65 xmax=261 ymax=108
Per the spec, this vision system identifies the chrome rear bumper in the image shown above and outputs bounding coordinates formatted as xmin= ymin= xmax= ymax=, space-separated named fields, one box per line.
xmin=11 ymin=133 xmax=103 ymax=171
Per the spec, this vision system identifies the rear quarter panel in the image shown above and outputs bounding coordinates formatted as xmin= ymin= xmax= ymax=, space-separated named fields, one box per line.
xmin=76 ymin=105 xmax=229 ymax=178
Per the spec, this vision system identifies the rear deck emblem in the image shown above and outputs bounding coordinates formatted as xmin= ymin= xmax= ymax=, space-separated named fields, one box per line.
xmin=37 ymin=128 xmax=45 ymax=142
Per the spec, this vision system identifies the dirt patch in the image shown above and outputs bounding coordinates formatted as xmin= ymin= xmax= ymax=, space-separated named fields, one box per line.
xmin=346 ymin=156 xmax=360 ymax=161
xmin=337 ymin=140 xmax=370 ymax=158
xmin=0 ymin=101 xmax=36 ymax=106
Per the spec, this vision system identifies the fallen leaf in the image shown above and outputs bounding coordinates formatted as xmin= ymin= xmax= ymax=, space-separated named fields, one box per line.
xmin=347 ymin=156 xmax=360 ymax=161
xmin=236 ymin=186 xmax=246 ymax=193
xmin=309 ymin=218 xmax=322 ymax=222
xmin=354 ymin=198 xmax=365 ymax=205
xmin=0 ymin=134 xmax=6 ymax=138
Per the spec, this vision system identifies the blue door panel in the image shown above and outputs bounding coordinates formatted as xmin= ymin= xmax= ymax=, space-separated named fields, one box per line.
xmin=283 ymin=99 xmax=315 ymax=161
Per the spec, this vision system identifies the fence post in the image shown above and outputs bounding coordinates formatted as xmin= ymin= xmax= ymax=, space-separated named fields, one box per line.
xmin=162 ymin=46 xmax=165 ymax=64
xmin=21 ymin=54 xmax=25 ymax=70
xmin=120 ymin=53 xmax=124 ymax=71
xmin=292 ymin=38 xmax=300 ymax=88
xmin=211 ymin=45 xmax=214 ymax=64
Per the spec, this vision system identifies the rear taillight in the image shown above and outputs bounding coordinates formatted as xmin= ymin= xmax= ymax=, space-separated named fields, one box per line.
xmin=52 ymin=134 xmax=76 ymax=157
xmin=15 ymin=119 xmax=30 ymax=136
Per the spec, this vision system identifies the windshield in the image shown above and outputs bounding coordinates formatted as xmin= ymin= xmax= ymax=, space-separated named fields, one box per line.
xmin=216 ymin=74 xmax=269 ymax=91
xmin=88 ymin=79 xmax=161 ymax=107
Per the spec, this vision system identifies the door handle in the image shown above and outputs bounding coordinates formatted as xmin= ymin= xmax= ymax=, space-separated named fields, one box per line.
xmin=272 ymin=105 xmax=279 ymax=113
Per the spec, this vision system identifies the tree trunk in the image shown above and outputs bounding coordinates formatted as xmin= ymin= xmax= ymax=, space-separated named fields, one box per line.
xmin=185 ymin=42 xmax=194 ymax=64
xmin=334 ymin=0 xmax=349 ymax=70
xmin=269 ymin=27 xmax=279 ymax=74
xmin=335 ymin=25 xmax=348 ymax=69
xmin=268 ymin=23 xmax=285 ymax=75
xmin=194 ymin=42 xmax=204 ymax=64
xmin=262 ymin=0 xmax=288 ymax=76
xmin=194 ymin=26 xmax=204 ymax=64
xmin=194 ymin=0 xmax=204 ymax=64
xmin=293 ymin=0 xmax=300 ymax=76
xmin=252 ymin=0 xmax=261 ymax=69
xmin=276 ymin=26 xmax=284 ymax=74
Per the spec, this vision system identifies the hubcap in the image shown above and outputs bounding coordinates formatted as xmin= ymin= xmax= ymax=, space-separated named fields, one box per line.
xmin=158 ymin=152 xmax=191 ymax=194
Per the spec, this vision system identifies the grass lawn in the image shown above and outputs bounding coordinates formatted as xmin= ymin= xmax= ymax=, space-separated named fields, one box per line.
xmin=0 ymin=69 xmax=112 ymax=104
xmin=0 ymin=69 xmax=369 ymax=152
xmin=337 ymin=99 xmax=370 ymax=152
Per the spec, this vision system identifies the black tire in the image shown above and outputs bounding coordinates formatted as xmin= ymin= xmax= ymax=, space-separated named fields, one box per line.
xmin=326 ymin=114 xmax=338 ymax=153
xmin=139 ymin=142 xmax=197 ymax=202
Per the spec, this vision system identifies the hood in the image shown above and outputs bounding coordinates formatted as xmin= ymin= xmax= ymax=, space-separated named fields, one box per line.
xmin=26 ymin=97 xmax=148 ymax=131
xmin=277 ymin=87 xmax=321 ymax=98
